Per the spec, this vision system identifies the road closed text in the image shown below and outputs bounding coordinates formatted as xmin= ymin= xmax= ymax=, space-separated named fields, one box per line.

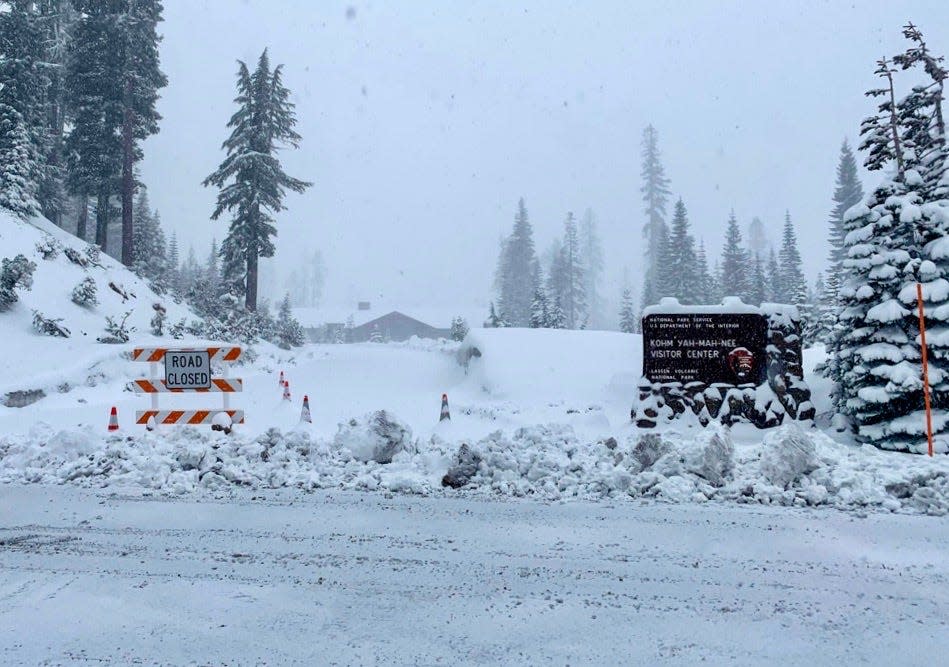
xmin=164 ymin=351 xmax=212 ymax=390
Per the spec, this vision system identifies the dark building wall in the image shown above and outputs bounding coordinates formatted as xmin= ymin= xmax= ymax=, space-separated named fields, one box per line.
xmin=351 ymin=312 xmax=450 ymax=342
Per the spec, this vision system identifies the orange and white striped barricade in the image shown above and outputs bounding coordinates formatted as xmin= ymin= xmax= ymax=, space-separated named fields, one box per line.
xmin=131 ymin=346 xmax=244 ymax=429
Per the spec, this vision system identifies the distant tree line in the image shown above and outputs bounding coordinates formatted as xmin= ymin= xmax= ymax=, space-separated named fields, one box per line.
xmin=636 ymin=125 xmax=814 ymax=326
xmin=488 ymin=200 xmax=605 ymax=331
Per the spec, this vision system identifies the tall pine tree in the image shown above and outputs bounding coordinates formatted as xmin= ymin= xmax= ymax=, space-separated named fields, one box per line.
xmin=65 ymin=1 xmax=123 ymax=252
xmin=639 ymin=124 xmax=671 ymax=315
xmin=203 ymin=49 xmax=311 ymax=311
xmin=547 ymin=212 xmax=587 ymax=329
xmin=828 ymin=31 xmax=949 ymax=452
xmin=0 ymin=3 xmax=49 ymax=218
xmin=826 ymin=140 xmax=864 ymax=298
xmin=719 ymin=211 xmax=749 ymax=301
xmin=579 ymin=208 xmax=605 ymax=328
xmin=495 ymin=198 xmax=539 ymax=327
xmin=664 ymin=198 xmax=700 ymax=303
xmin=117 ymin=0 xmax=167 ymax=266
xmin=778 ymin=211 xmax=807 ymax=306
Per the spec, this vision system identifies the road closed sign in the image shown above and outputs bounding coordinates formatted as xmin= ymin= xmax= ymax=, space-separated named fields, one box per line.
xmin=164 ymin=350 xmax=211 ymax=390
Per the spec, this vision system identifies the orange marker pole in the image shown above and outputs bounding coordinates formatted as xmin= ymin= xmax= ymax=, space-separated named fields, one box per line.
xmin=917 ymin=283 xmax=935 ymax=457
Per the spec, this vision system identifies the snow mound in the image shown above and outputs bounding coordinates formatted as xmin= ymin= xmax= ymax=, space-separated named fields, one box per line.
xmin=458 ymin=327 xmax=638 ymax=403
xmin=333 ymin=410 xmax=415 ymax=463
xmin=3 ymin=419 xmax=949 ymax=516
xmin=759 ymin=423 xmax=820 ymax=488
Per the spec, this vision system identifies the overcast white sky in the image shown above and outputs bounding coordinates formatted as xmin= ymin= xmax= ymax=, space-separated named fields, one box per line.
xmin=140 ymin=0 xmax=949 ymax=318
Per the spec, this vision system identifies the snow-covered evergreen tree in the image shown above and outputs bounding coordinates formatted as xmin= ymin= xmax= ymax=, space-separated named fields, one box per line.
xmin=115 ymin=0 xmax=167 ymax=266
xmin=778 ymin=211 xmax=807 ymax=305
xmin=205 ymin=238 xmax=220 ymax=294
xmin=766 ymin=247 xmax=781 ymax=302
xmin=546 ymin=212 xmax=586 ymax=329
xmin=35 ymin=0 xmax=78 ymax=227
xmin=747 ymin=252 xmax=767 ymax=306
xmin=166 ymin=230 xmax=180 ymax=295
xmin=529 ymin=278 xmax=549 ymax=329
xmin=275 ymin=293 xmax=306 ymax=348
xmin=719 ymin=211 xmax=749 ymax=300
xmin=485 ymin=301 xmax=502 ymax=328
xmin=449 ymin=316 xmax=469 ymax=341
xmin=663 ymin=198 xmax=700 ymax=303
xmin=547 ymin=295 xmax=566 ymax=329
xmin=0 ymin=254 xmax=36 ymax=310
xmin=70 ymin=276 xmax=98 ymax=308
xmin=695 ymin=240 xmax=715 ymax=303
xmin=826 ymin=140 xmax=864 ymax=298
xmin=893 ymin=23 xmax=946 ymax=197
xmin=65 ymin=2 xmax=124 ymax=252
xmin=131 ymin=189 xmax=169 ymax=292
xmin=0 ymin=4 xmax=48 ymax=219
xmin=494 ymin=198 xmax=539 ymax=327
xmin=639 ymin=124 xmax=672 ymax=316
xmin=203 ymin=49 xmax=311 ymax=311
xmin=619 ymin=286 xmax=636 ymax=333
xmin=833 ymin=179 xmax=925 ymax=447
xmin=829 ymin=32 xmax=949 ymax=451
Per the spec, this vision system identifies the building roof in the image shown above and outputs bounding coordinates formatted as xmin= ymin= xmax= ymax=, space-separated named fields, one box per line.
xmin=293 ymin=303 xmax=487 ymax=330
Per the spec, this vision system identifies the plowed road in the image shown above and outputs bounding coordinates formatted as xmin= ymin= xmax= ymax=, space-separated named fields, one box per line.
xmin=1 ymin=485 xmax=946 ymax=665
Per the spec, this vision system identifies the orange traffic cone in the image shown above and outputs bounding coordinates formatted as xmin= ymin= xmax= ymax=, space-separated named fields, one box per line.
xmin=278 ymin=370 xmax=284 ymax=387
xmin=283 ymin=380 xmax=291 ymax=401
xmin=108 ymin=406 xmax=119 ymax=432
xmin=440 ymin=393 xmax=450 ymax=422
xmin=301 ymin=395 xmax=312 ymax=423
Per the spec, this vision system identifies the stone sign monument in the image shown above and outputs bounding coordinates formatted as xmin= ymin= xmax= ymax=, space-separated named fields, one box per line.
xmin=634 ymin=298 xmax=814 ymax=429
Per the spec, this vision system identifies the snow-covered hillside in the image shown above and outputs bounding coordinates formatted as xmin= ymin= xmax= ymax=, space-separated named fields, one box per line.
xmin=0 ymin=212 xmax=204 ymax=405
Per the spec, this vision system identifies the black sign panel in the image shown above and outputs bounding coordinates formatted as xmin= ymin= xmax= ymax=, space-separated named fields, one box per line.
xmin=642 ymin=313 xmax=767 ymax=385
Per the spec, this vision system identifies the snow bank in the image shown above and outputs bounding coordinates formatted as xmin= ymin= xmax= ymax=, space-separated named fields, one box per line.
xmin=3 ymin=417 xmax=949 ymax=516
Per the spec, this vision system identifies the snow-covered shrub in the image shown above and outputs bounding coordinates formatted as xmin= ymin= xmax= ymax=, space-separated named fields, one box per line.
xmin=334 ymin=411 xmax=414 ymax=463
xmin=70 ymin=276 xmax=98 ymax=308
xmin=84 ymin=244 xmax=101 ymax=266
xmin=759 ymin=423 xmax=821 ymax=489
xmin=31 ymin=311 xmax=70 ymax=337
xmin=169 ymin=317 xmax=187 ymax=339
xmin=35 ymin=237 xmax=61 ymax=260
xmin=275 ymin=294 xmax=306 ymax=348
xmin=0 ymin=254 xmax=36 ymax=311
xmin=150 ymin=302 xmax=167 ymax=336
xmin=97 ymin=311 xmax=133 ymax=344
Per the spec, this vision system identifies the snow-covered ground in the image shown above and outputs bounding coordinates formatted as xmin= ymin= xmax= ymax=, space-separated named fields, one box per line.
xmin=2 ymin=484 xmax=947 ymax=665
xmin=2 ymin=320 xmax=949 ymax=515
